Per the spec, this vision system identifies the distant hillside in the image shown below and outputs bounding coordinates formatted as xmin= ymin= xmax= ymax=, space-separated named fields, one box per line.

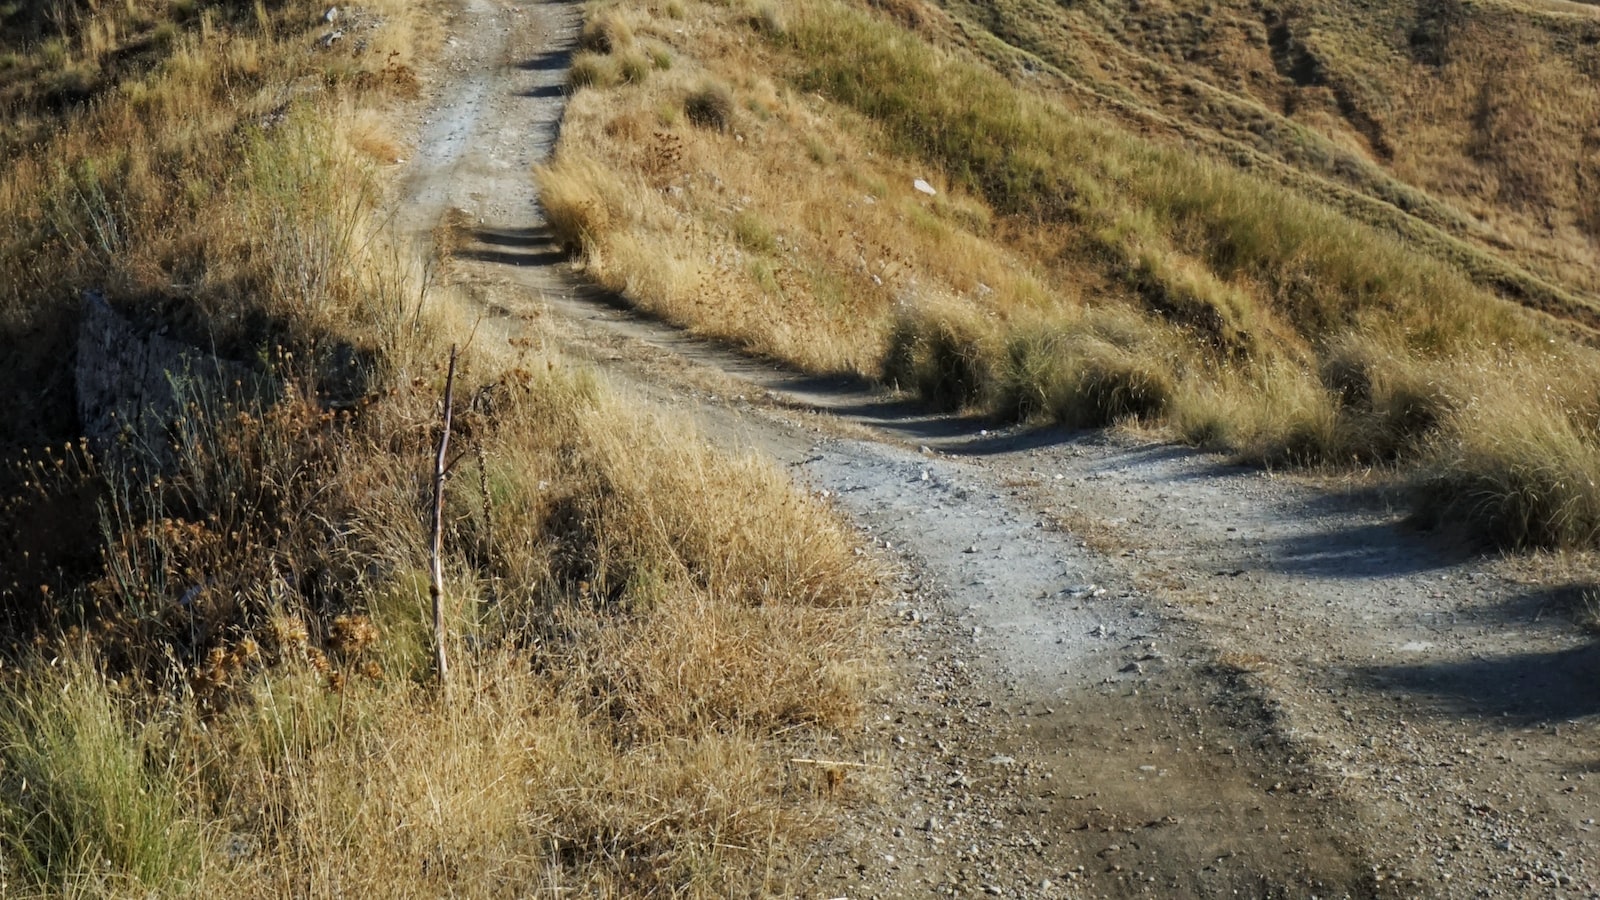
xmin=931 ymin=0 xmax=1600 ymax=305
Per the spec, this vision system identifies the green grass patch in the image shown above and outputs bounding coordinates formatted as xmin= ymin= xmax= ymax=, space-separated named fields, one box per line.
xmin=0 ymin=660 xmax=203 ymax=893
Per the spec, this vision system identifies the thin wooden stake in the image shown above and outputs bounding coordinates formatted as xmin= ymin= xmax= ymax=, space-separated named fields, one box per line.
xmin=430 ymin=344 xmax=458 ymax=687
xmin=787 ymin=758 xmax=883 ymax=769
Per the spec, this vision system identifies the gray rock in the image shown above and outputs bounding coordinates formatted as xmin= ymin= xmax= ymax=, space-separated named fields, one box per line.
xmin=75 ymin=291 xmax=263 ymax=475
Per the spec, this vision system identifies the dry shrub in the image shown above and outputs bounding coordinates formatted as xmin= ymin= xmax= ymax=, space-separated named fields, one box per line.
xmin=883 ymin=301 xmax=994 ymax=410
xmin=537 ymin=154 xmax=625 ymax=252
xmin=0 ymin=655 xmax=201 ymax=893
xmin=732 ymin=208 xmax=777 ymax=253
xmin=569 ymin=50 xmax=618 ymax=88
xmin=748 ymin=1 xmax=787 ymax=35
xmin=344 ymin=106 xmax=406 ymax=164
xmin=886 ymin=302 xmax=1176 ymax=426
xmin=1174 ymin=363 xmax=1345 ymax=466
xmin=0 ymin=356 xmax=874 ymax=897
xmin=1056 ymin=353 xmax=1173 ymax=427
xmin=1416 ymin=404 xmax=1600 ymax=549
xmin=615 ymin=51 xmax=648 ymax=84
xmin=200 ymin=648 xmax=842 ymax=896
xmin=1317 ymin=336 xmax=1456 ymax=462
xmin=1412 ymin=362 xmax=1600 ymax=549
xmin=594 ymin=590 xmax=867 ymax=734
xmin=684 ymin=81 xmax=733 ymax=131
xmin=995 ymin=310 xmax=1176 ymax=426
xmin=476 ymin=364 xmax=879 ymax=617
xmin=580 ymin=10 xmax=635 ymax=54
xmin=196 ymin=362 xmax=878 ymax=893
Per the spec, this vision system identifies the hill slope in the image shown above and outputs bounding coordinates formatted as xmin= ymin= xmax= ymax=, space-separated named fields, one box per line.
xmin=538 ymin=0 xmax=1600 ymax=548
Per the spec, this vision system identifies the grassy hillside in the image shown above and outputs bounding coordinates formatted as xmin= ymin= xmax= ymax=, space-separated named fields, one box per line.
xmin=0 ymin=2 xmax=877 ymax=895
xmin=919 ymin=0 xmax=1600 ymax=303
xmin=538 ymin=0 xmax=1600 ymax=549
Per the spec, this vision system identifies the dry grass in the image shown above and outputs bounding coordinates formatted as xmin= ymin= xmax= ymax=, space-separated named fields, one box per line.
xmin=149 ymin=367 xmax=879 ymax=898
xmin=538 ymin=0 xmax=1600 ymax=550
xmin=0 ymin=0 xmax=881 ymax=895
xmin=536 ymin=7 xmax=1049 ymax=374
xmin=0 ymin=0 xmax=436 ymax=454
xmin=928 ymin=0 xmax=1600 ymax=305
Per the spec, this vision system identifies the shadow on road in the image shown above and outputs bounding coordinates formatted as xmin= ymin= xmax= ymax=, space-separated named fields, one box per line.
xmin=1485 ymin=582 xmax=1599 ymax=627
xmin=517 ymin=83 xmax=566 ymax=100
xmin=516 ymin=47 xmax=573 ymax=71
xmin=1260 ymin=519 xmax=1478 ymax=579
xmin=456 ymin=226 xmax=568 ymax=268
xmin=1359 ymin=642 xmax=1600 ymax=724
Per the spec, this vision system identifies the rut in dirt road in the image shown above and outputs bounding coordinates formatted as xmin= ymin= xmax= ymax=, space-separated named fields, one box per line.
xmin=394 ymin=1 xmax=1600 ymax=896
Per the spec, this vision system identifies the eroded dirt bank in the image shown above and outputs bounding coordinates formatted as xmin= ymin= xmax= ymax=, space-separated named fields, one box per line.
xmin=391 ymin=1 xmax=1600 ymax=895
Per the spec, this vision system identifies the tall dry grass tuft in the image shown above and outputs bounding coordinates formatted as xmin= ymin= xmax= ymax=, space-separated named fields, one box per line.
xmin=0 ymin=653 xmax=203 ymax=895
xmin=580 ymin=9 xmax=636 ymax=54
xmin=684 ymin=81 xmax=734 ymax=130
xmin=993 ymin=311 xmax=1176 ymax=428
xmin=883 ymin=301 xmax=994 ymax=411
xmin=1415 ymin=366 xmax=1600 ymax=549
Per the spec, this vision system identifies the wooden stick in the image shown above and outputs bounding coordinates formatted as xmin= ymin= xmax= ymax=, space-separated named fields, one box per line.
xmin=430 ymin=345 xmax=458 ymax=687
xmin=788 ymin=758 xmax=882 ymax=769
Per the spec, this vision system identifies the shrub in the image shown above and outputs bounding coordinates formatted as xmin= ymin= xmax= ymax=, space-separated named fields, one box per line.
xmin=1062 ymin=352 xmax=1173 ymax=426
xmin=0 ymin=660 xmax=201 ymax=892
xmin=617 ymin=51 xmax=651 ymax=84
xmin=535 ymin=155 xmax=622 ymax=253
xmin=579 ymin=11 xmax=634 ymax=54
xmin=996 ymin=325 xmax=1172 ymax=426
xmin=732 ymin=209 xmax=776 ymax=253
xmin=883 ymin=303 xmax=992 ymax=410
xmin=684 ymin=82 xmax=734 ymax=131
xmin=1416 ymin=399 xmax=1600 ymax=549
xmin=1174 ymin=364 xmax=1345 ymax=466
xmin=749 ymin=1 xmax=787 ymax=35
xmin=569 ymin=51 xmax=618 ymax=89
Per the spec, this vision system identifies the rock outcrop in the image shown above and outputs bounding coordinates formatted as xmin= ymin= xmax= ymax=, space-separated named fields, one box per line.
xmin=75 ymin=290 xmax=261 ymax=472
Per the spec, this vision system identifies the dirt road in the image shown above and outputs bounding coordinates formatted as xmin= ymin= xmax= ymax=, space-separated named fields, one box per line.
xmin=392 ymin=2 xmax=1600 ymax=895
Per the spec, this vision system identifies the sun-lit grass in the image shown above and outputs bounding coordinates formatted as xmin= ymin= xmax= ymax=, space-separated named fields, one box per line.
xmin=928 ymin=0 xmax=1600 ymax=304
xmin=176 ymin=369 xmax=887 ymax=895
xmin=0 ymin=656 xmax=203 ymax=896
xmin=539 ymin=0 xmax=1600 ymax=550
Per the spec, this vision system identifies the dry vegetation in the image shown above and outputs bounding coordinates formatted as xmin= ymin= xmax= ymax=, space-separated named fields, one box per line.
xmin=0 ymin=1 xmax=878 ymax=895
xmin=536 ymin=0 xmax=1600 ymax=550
